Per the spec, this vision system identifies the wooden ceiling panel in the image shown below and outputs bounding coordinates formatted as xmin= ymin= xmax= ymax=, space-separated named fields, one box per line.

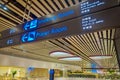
xmin=74 ymin=0 xmax=80 ymax=4
xmin=53 ymin=0 xmax=64 ymax=10
xmin=33 ymin=0 xmax=49 ymax=15
xmin=46 ymin=0 xmax=58 ymax=11
xmin=2 ymin=0 xmax=33 ymax=20
xmin=16 ymin=0 xmax=40 ymax=17
xmin=60 ymin=0 xmax=69 ymax=8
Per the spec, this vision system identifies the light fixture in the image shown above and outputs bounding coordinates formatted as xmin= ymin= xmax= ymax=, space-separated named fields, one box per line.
xmin=3 ymin=6 xmax=7 ymax=10
xmin=49 ymin=51 xmax=74 ymax=57
xmin=90 ymin=55 xmax=112 ymax=60
xmin=59 ymin=57 xmax=82 ymax=61
xmin=0 ymin=4 xmax=8 ymax=10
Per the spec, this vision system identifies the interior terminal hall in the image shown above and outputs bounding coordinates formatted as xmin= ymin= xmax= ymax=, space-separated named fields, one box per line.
xmin=0 ymin=0 xmax=120 ymax=80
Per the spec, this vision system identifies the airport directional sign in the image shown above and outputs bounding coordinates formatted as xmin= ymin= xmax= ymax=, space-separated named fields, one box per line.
xmin=0 ymin=7 xmax=120 ymax=48
xmin=0 ymin=0 xmax=119 ymax=39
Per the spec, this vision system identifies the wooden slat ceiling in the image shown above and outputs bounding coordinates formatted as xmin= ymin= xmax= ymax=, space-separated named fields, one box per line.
xmin=0 ymin=0 xmax=118 ymax=69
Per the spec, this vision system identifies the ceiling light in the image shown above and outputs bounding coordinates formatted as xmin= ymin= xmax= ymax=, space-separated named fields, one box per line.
xmin=59 ymin=57 xmax=82 ymax=61
xmin=49 ymin=51 xmax=74 ymax=57
xmin=90 ymin=55 xmax=112 ymax=60
xmin=3 ymin=6 xmax=8 ymax=10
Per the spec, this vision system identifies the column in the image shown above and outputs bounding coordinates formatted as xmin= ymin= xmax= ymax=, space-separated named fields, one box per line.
xmin=114 ymin=28 xmax=120 ymax=70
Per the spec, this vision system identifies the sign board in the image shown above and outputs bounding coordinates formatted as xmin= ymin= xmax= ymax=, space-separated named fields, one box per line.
xmin=0 ymin=0 xmax=119 ymax=39
xmin=0 ymin=7 xmax=120 ymax=48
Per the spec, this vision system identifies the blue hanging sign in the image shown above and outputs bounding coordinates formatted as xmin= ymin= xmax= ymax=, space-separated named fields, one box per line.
xmin=91 ymin=63 xmax=97 ymax=73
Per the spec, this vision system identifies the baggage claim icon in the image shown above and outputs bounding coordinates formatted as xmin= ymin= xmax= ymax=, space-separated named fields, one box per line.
xmin=21 ymin=31 xmax=36 ymax=43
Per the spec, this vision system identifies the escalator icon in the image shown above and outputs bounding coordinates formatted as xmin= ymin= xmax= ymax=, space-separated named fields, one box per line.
xmin=21 ymin=31 xmax=36 ymax=43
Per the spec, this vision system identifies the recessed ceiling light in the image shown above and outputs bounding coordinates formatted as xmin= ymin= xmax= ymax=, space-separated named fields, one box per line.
xmin=59 ymin=57 xmax=82 ymax=61
xmin=90 ymin=55 xmax=112 ymax=60
xmin=3 ymin=6 xmax=7 ymax=10
xmin=49 ymin=51 xmax=74 ymax=57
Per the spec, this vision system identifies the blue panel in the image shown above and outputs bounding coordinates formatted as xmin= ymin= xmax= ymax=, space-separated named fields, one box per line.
xmin=49 ymin=69 xmax=54 ymax=80
xmin=28 ymin=67 xmax=34 ymax=71
xmin=57 ymin=10 xmax=74 ymax=18
xmin=91 ymin=63 xmax=97 ymax=73
xmin=49 ymin=69 xmax=54 ymax=74
xmin=27 ymin=67 xmax=34 ymax=74
xmin=38 ymin=10 xmax=75 ymax=25
xmin=36 ymin=26 xmax=68 ymax=37
xmin=21 ymin=31 xmax=36 ymax=42
xmin=21 ymin=26 xmax=68 ymax=43
xmin=24 ymin=19 xmax=38 ymax=31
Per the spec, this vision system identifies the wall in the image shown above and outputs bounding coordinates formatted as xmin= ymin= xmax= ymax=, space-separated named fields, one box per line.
xmin=0 ymin=54 xmax=81 ymax=70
